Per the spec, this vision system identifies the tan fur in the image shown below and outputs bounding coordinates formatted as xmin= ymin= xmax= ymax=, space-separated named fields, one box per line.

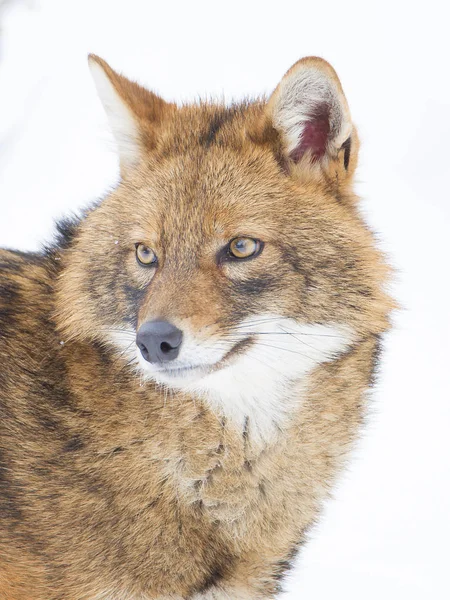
xmin=0 ymin=56 xmax=393 ymax=599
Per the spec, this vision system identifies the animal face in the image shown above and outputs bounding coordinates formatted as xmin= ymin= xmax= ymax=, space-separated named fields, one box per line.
xmin=55 ymin=57 xmax=391 ymax=435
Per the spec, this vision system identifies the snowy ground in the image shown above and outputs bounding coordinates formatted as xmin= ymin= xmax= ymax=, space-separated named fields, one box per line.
xmin=0 ymin=1 xmax=449 ymax=598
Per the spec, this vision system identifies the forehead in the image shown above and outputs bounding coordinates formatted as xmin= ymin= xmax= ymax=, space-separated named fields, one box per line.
xmin=128 ymin=148 xmax=293 ymax=242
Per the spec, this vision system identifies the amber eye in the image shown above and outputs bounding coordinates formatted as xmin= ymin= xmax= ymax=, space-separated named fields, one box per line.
xmin=228 ymin=237 xmax=262 ymax=260
xmin=135 ymin=243 xmax=157 ymax=266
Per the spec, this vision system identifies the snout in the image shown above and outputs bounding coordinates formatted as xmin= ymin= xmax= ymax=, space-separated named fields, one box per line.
xmin=136 ymin=320 xmax=183 ymax=363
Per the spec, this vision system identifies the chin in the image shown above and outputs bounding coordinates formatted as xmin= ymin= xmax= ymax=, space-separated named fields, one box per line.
xmin=153 ymin=367 xmax=212 ymax=387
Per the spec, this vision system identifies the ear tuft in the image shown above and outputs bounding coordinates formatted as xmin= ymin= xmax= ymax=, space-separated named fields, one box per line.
xmin=268 ymin=57 xmax=352 ymax=167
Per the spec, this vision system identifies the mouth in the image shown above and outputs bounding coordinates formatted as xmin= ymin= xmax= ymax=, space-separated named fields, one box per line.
xmin=153 ymin=363 xmax=212 ymax=380
xmin=146 ymin=337 xmax=254 ymax=382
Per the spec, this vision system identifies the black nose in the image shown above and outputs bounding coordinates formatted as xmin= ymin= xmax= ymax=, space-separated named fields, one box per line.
xmin=136 ymin=320 xmax=183 ymax=363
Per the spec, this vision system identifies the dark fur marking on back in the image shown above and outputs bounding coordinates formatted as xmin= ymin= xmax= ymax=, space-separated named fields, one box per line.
xmin=0 ymin=447 xmax=23 ymax=523
xmin=0 ymin=280 xmax=21 ymax=303
xmin=36 ymin=410 xmax=61 ymax=432
xmin=0 ymin=306 xmax=21 ymax=339
xmin=43 ymin=202 xmax=99 ymax=272
xmin=44 ymin=215 xmax=81 ymax=260
xmin=0 ymin=251 xmax=42 ymax=272
xmin=63 ymin=435 xmax=85 ymax=453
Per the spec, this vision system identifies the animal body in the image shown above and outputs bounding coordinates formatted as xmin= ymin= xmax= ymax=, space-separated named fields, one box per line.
xmin=0 ymin=55 xmax=392 ymax=599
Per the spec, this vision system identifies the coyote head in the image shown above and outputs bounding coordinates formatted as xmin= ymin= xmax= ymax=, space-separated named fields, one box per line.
xmin=55 ymin=56 xmax=391 ymax=437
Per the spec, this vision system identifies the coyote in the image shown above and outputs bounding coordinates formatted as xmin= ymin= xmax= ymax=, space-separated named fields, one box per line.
xmin=0 ymin=55 xmax=392 ymax=599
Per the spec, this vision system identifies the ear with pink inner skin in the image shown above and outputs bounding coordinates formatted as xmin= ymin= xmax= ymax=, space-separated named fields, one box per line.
xmin=267 ymin=57 xmax=353 ymax=168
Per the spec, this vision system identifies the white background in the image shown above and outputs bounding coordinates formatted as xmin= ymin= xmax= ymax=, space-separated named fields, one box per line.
xmin=0 ymin=1 xmax=449 ymax=598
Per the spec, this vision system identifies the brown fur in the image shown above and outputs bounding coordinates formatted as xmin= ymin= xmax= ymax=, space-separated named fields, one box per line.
xmin=0 ymin=56 xmax=393 ymax=599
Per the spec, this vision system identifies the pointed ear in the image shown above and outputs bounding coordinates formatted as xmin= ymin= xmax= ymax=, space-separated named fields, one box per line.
xmin=265 ymin=57 xmax=354 ymax=172
xmin=88 ymin=54 xmax=174 ymax=175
